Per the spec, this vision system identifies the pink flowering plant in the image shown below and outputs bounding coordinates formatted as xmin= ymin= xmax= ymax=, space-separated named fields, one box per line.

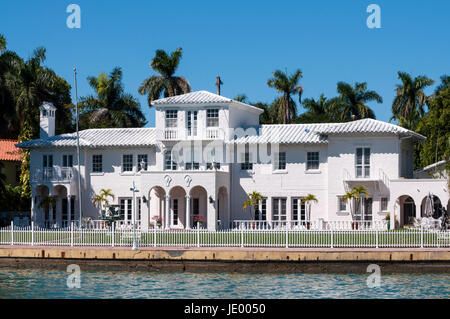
xmin=152 ymin=215 xmax=163 ymax=227
xmin=193 ymin=215 xmax=206 ymax=227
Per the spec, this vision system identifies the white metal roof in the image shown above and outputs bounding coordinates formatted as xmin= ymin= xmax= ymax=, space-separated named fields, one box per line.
xmin=16 ymin=127 xmax=157 ymax=149
xmin=152 ymin=91 xmax=233 ymax=105
xmin=229 ymin=119 xmax=426 ymax=144
xmin=17 ymin=119 xmax=425 ymax=149
xmin=316 ymin=118 xmax=425 ymax=139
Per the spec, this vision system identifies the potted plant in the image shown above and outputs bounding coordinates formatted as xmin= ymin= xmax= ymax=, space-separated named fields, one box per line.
xmin=193 ymin=215 xmax=206 ymax=228
xmin=385 ymin=213 xmax=390 ymax=230
xmin=345 ymin=186 xmax=370 ymax=230
xmin=152 ymin=215 xmax=163 ymax=228
xmin=242 ymin=191 xmax=263 ymax=222
xmin=301 ymin=194 xmax=318 ymax=230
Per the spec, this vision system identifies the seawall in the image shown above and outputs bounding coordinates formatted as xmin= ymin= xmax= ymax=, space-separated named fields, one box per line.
xmin=0 ymin=246 xmax=449 ymax=273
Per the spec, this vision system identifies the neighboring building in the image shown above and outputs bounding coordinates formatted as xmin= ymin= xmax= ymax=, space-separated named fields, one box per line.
xmin=17 ymin=93 xmax=449 ymax=230
xmin=414 ymin=160 xmax=449 ymax=179
xmin=0 ymin=139 xmax=22 ymax=187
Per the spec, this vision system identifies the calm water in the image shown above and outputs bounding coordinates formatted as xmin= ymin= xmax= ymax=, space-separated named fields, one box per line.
xmin=0 ymin=268 xmax=448 ymax=299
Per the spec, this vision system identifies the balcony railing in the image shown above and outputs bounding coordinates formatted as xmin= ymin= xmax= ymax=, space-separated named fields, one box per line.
xmin=33 ymin=167 xmax=74 ymax=183
xmin=158 ymin=128 xmax=224 ymax=141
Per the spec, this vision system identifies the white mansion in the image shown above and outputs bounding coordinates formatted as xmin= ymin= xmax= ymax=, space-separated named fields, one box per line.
xmin=17 ymin=91 xmax=449 ymax=231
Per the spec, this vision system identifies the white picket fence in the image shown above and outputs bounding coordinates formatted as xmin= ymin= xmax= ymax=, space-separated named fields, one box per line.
xmin=0 ymin=221 xmax=449 ymax=248
xmin=232 ymin=220 xmax=388 ymax=231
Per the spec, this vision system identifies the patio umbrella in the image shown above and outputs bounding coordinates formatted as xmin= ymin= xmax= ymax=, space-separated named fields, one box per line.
xmin=424 ymin=193 xmax=434 ymax=218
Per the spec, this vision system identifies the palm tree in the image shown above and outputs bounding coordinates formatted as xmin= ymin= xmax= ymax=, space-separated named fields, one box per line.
xmin=267 ymin=69 xmax=303 ymax=124
xmin=434 ymin=75 xmax=449 ymax=95
xmin=296 ymin=94 xmax=341 ymax=123
xmin=92 ymin=189 xmax=115 ymax=218
xmin=138 ymin=47 xmax=191 ymax=106
xmin=300 ymin=194 xmax=318 ymax=222
xmin=344 ymin=186 xmax=370 ymax=224
xmin=234 ymin=94 xmax=248 ymax=103
xmin=0 ymin=34 xmax=23 ymax=138
xmin=334 ymin=82 xmax=381 ymax=121
xmin=242 ymin=191 xmax=264 ymax=220
xmin=79 ymin=67 xmax=146 ymax=129
xmin=38 ymin=195 xmax=56 ymax=211
xmin=391 ymin=72 xmax=434 ymax=129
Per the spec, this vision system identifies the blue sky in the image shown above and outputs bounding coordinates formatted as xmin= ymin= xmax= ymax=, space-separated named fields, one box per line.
xmin=1 ymin=0 xmax=449 ymax=127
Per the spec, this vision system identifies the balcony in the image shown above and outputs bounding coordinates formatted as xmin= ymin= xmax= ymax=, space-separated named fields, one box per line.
xmin=157 ymin=128 xmax=224 ymax=141
xmin=32 ymin=167 xmax=74 ymax=184
xmin=342 ymin=168 xmax=390 ymax=193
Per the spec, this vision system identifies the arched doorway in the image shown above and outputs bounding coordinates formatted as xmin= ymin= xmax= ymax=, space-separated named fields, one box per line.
xmin=189 ymin=186 xmax=208 ymax=229
xmin=396 ymin=195 xmax=416 ymax=227
xmin=420 ymin=195 xmax=443 ymax=219
xmin=148 ymin=186 xmax=166 ymax=228
xmin=169 ymin=186 xmax=187 ymax=228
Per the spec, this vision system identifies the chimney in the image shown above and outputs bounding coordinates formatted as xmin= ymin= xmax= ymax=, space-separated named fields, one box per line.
xmin=39 ymin=102 xmax=56 ymax=139
xmin=215 ymin=76 xmax=223 ymax=95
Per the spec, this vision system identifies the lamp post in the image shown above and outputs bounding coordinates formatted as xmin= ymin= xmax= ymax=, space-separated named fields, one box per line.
xmin=73 ymin=68 xmax=82 ymax=226
xmin=130 ymin=181 xmax=139 ymax=250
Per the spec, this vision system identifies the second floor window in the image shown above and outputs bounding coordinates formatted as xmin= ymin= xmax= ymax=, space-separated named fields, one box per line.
xmin=43 ymin=155 xmax=53 ymax=169
xmin=187 ymin=111 xmax=198 ymax=136
xmin=137 ymin=154 xmax=148 ymax=171
xmin=122 ymin=154 xmax=133 ymax=172
xmin=92 ymin=155 xmax=102 ymax=173
xmin=206 ymin=109 xmax=219 ymax=127
xmin=356 ymin=147 xmax=370 ymax=178
xmin=62 ymin=155 xmax=73 ymax=168
xmin=164 ymin=150 xmax=177 ymax=171
xmin=165 ymin=110 xmax=178 ymax=128
xmin=273 ymin=152 xmax=286 ymax=170
xmin=240 ymin=152 xmax=253 ymax=170
xmin=307 ymin=152 xmax=319 ymax=170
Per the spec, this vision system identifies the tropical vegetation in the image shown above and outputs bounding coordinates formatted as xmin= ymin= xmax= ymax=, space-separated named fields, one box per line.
xmin=242 ymin=191 xmax=264 ymax=220
xmin=79 ymin=67 xmax=147 ymax=129
xmin=138 ymin=47 xmax=191 ymax=107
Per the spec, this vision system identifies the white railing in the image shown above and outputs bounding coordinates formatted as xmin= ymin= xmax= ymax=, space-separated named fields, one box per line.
xmin=205 ymin=128 xmax=221 ymax=139
xmin=232 ymin=220 xmax=388 ymax=231
xmin=33 ymin=167 xmax=74 ymax=183
xmin=163 ymin=128 xmax=178 ymax=140
xmin=1 ymin=221 xmax=448 ymax=248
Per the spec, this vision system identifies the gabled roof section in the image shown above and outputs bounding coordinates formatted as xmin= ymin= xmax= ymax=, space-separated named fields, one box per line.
xmin=152 ymin=91 xmax=233 ymax=105
xmin=16 ymin=127 xmax=157 ymax=149
xmin=151 ymin=90 xmax=263 ymax=114
xmin=0 ymin=139 xmax=22 ymax=161
xmin=229 ymin=119 xmax=426 ymax=145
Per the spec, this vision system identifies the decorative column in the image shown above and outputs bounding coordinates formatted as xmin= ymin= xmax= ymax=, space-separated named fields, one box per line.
xmin=185 ymin=195 xmax=191 ymax=230
xmin=30 ymin=188 xmax=35 ymax=224
xmin=49 ymin=190 xmax=54 ymax=226
xmin=67 ymin=192 xmax=71 ymax=225
xmin=165 ymin=195 xmax=170 ymax=229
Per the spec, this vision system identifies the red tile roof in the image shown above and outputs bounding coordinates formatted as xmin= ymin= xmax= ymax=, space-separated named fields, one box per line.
xmin=0 ymin=139 xmax=22 ymax=161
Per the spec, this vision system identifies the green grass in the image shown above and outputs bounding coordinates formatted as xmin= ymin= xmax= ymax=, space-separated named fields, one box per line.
xmin=0 ymin=229 xmax=449 ymax=248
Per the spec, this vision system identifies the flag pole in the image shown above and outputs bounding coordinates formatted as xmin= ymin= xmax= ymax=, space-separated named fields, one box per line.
xmin=73 ymin=68 xmax=82 ymax=226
